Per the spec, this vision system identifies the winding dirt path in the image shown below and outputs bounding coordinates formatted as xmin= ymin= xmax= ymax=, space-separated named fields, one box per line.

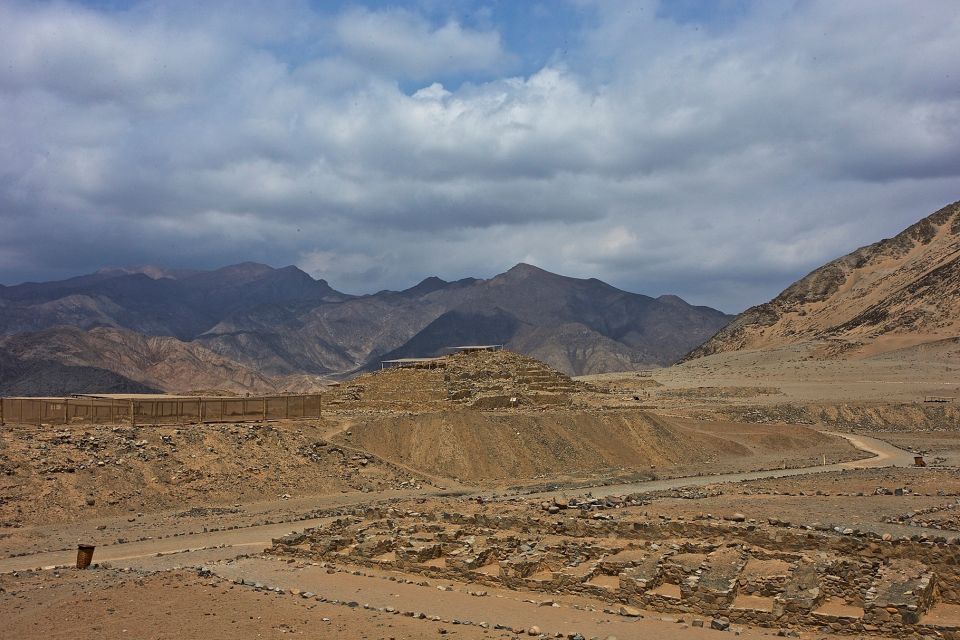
xmin=515 ymin=432 xmax=915 ymax=501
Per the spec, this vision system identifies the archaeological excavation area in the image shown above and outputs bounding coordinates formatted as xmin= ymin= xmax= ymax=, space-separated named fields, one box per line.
xmin=3 ymin=348 xmax=960 ymax=640
xmin=267 ymin=500 xmax=960 ymax=638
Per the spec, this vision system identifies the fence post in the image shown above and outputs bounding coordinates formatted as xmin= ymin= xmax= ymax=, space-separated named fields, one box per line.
xmin=0 ymin=397 xmax=4 ymax=426
xmin=63 ymin=399 xmax=69 ymax=425
xmin=129 ymin=400 xmax=136 ymax=427
xmin=261 ymin=397 xmax=267 ymax=421
xmin=285 ymin=395 xmax=290 ymax=419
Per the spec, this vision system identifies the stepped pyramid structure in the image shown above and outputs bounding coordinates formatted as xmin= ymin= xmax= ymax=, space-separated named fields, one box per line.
xmin=325 ymin=349 xmax=586 ymax=411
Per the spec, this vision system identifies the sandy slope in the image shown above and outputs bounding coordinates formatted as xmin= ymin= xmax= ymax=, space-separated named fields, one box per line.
xmin=341 ymin=409 xmax=857 ymax=484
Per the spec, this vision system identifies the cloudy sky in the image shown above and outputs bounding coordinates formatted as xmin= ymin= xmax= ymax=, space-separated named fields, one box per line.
xmin=1 ymin=0 xmax=958 ymax=311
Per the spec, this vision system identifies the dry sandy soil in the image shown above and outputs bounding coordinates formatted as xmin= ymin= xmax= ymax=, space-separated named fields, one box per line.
xmin=5 ymin=563 xmax=886 ymax=640
xmin=2 ymin=348 xmax=958 ymax=639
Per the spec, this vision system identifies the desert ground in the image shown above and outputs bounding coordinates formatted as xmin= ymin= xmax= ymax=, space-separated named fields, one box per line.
xmin=3 ymin=348 xmax=959 ymax=639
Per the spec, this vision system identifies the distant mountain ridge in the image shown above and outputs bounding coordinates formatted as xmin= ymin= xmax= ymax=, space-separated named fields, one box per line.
xmin=195 ymin=262 xmax=731 ymax=377
xmin=0 ymin=262 xmax=731 ymax=394
xmin=685 ymin=200 xmax=960 ymax=361
xmin=0 ymin=261 xmax=346 ymax=339
xmin=0 ymin=326 xmax=285 ymax=395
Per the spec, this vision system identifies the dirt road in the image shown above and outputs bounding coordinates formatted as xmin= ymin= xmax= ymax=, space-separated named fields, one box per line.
xmin=521 ymin=432 xmax=916 ymax=501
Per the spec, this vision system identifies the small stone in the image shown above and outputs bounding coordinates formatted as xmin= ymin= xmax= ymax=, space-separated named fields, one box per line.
xmin=711 ymin=617 xmax=730 ymax=631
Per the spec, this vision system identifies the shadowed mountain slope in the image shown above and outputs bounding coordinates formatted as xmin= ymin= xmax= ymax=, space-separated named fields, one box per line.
xmin=1 ymin=263 xmax=731 ymax=388
xmin=0 ymin=326 xmax=294 ymax=395
xmin=201 ymin=263 xmax=732 ymax=376
xmin=0 ymin=262 xmax=345 ymax=339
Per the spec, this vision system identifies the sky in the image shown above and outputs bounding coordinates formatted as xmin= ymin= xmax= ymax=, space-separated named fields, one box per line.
xmin=1 ymin=1 xmax=958 ymax=312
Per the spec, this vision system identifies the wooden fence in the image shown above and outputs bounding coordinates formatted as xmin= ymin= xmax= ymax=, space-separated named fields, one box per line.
xmin=0 ymin=394 xmax=322 ymax=426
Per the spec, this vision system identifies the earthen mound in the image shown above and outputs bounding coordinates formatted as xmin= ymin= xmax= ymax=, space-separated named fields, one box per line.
xmin=342 ymin=410 xmax=852 ymax=484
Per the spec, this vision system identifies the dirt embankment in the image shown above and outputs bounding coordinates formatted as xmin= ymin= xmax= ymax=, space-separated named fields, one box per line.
xmin=340 ymin=410 xmax=857 ymax=484
xmin=719 ymin=402 xmax=960 ymax=432
xmin=0 ymin=420 xmax=427 ymax=527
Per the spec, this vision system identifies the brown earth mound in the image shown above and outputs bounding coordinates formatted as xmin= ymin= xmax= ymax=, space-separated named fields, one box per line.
xmin=341 ymin=410 xmax=855 ymax=484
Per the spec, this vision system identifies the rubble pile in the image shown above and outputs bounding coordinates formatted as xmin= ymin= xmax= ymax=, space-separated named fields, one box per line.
xmin=0 ymin=421 xmax=428 ymax=525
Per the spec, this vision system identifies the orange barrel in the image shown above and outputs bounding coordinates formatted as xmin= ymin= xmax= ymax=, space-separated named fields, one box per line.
xmin=76 ymin=544 xmax=96 ymax=569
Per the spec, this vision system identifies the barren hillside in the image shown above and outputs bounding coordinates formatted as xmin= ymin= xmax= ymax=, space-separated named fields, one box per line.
xmin=0 ymin=326 xmax=325 ymax=395
xmin=686 ymin=200 xmax=960 ymax=360
xmin=342 ymin=410 xmax=850 ymax=484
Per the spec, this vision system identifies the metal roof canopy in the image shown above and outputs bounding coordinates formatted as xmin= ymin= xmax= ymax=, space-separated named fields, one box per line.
xmin=380 ymin=357 xmax=446 ymax=369
xmin=74 ymin=393 xmax=241 ymax=400
xmin=447 ymin=345 xmax=503 ymax=351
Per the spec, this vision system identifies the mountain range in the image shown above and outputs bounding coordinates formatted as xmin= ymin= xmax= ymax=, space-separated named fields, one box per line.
xmin=7 ymin=199 xmax=955 ymax=395
xmin=0 ymin=262 xmax=732 ymax=394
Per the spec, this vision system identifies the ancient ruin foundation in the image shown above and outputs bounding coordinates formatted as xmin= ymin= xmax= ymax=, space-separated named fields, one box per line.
xmin=271 ymin=507 xmax=960 ymax=638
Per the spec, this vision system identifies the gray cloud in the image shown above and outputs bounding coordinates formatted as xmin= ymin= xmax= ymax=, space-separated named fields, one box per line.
xmin=334 ymin=7 xmax=513 ymax=80
xmin=0 ymin=0 xmax=958 ymax=311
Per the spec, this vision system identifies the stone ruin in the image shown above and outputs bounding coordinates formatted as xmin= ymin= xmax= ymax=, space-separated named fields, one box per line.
xmin=271 ymin=509 xmax=960 ymax=638
xmin=326 ymin=350 xmax=584 ymax=411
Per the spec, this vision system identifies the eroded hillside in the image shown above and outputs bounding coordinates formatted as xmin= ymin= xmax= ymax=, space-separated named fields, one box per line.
xmin=687 ymin=200 xmax=960 ymax=360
